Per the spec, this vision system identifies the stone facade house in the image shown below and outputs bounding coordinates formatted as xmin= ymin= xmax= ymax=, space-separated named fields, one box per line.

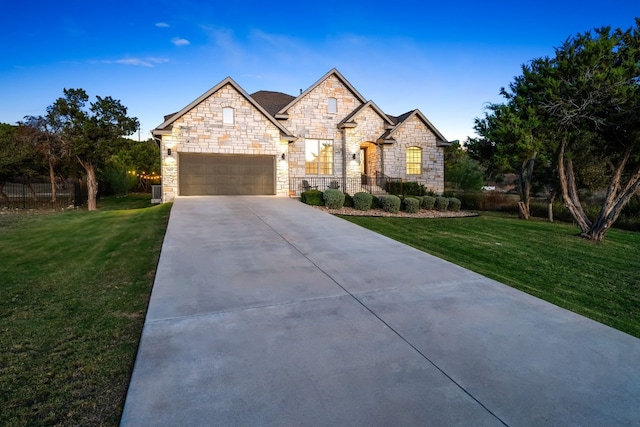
xmin=152 ymin=69 xmax=449 ymax=202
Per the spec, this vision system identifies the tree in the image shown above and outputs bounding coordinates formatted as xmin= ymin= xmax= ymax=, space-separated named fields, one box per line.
xmin=444 ymin=141 xmax=484 ymax=191
xmin=475 ymin=20 xmax=640 ymax=240
xmin=0 ymin=124 xmax=39 ymax=202
xmin=470 ymin=95 xmax=549 ymax=219
xmin=46 ymin=89 xmax=139 ymax=210
xmin=19 ymin=115 xmax=69 ymax=202
xmin=531 ymin=21 xmax=640 ymax=241
xmin=100 ymin=138 xmax=160 ymax=195
xmin=128 ymin=138 xmax=161 ymax=175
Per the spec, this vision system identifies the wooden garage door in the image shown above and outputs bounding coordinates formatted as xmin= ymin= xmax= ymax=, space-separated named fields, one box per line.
xmin=179 ymin=153 xmax=275 ymax=195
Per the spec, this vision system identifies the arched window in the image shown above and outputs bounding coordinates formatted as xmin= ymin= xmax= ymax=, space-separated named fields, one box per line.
xmin=222 ymin=107 xmax=234 ymax=125
xmin=328 ymin=97 xmax=337 ymax=114
xmin=406 ymin=146 xmax=421 ymax=175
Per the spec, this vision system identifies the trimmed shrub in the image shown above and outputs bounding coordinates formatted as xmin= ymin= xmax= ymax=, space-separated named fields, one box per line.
xmin=448 ymin=197 xmax=462 ymax=211
xmin=323 ymin=188 xmax=345 ymax=209
xmin=435 ymin=196 xmax=449 ymax=211
xmin=301 ymin=189 xmax=323 ymax=206
xmin=371 ymin=195 xmax=381 ymax=209
xmin=353 ymin=192 xmax=373 ymax=211
xmin=379 ymin=195 xmax=401 ymax=213
xmin=402 ymin=181 xmax=427 ymax=196
xmin=385 ymin=180 xmax=403 ymax=195
xmin=343 ymin=192 xmax=354 ymax=208
xmin=421 ymin=195 xmax=436 ymax=210
xmin=402 ymin=197 xmax=420 ymax=213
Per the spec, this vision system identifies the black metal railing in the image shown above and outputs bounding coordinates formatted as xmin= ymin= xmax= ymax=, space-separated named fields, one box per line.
xmin=289 ymin=174 xmax=390 ymax=197
xmin=0 ymin=181 xmax=77 ymax=209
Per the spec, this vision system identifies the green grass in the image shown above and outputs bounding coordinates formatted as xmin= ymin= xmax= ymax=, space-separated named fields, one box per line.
xmin=0 ymin=194 xmax=171 ymax=426
xmin=340 ymin=212 xmax=640 ymax=339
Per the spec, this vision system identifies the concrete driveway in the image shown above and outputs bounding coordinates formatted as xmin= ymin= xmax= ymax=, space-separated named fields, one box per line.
xmin=121 ymin=196 xmax=640 ymax=426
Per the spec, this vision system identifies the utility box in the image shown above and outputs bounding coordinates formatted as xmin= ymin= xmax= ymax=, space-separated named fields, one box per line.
xmin=151 ymin=185 xmax=162 ymax=204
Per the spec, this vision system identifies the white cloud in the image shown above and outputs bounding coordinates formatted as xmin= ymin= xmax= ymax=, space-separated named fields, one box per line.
xmin=103 ymin=57 xmax=170 ymax=67
xmin=155 ymin=22 xmax=170 ymax=28
xmin=171 ymin=37 xmax=190 ymax=47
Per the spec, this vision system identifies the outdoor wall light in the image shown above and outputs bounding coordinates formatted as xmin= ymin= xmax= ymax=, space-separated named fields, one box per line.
xmin=281 ymin=153 xmax=286 ymax=160
xmin=352 ymin=153 xmax=356 ymax=160
xmin=167 ymin=148 xmax=172 ymax=156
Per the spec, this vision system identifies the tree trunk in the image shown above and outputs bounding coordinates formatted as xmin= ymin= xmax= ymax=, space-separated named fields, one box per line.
xmin=86 ymin=165 xmax=98 ymax=211
xmin=558 ymin=138 xmax=640 ymax=242
xmin=26 ymin=180 xmax=37 ymax=201
xmin=48 ymin=161 xmax=57 ymax=203
xmin=517 ymin=152 xmax=537 ymax=220
xmin=584 ymin=173 xmax=640 ymax=242
xmin=0 ymin=182 xmax=8 ymax=204
xmin=546 ymin=190 xmax=556 ymax=222
xmin=517 ymin=201 xmax=530 ymax=219
xmin=78 ymin=158 xmax=99 ymax=211
xmin=558 ymin=139 xmax=591 ymax=233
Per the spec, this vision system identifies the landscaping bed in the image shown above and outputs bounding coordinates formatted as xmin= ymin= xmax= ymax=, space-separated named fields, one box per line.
xmin=315 ymin=205 xmax=477 ymax=218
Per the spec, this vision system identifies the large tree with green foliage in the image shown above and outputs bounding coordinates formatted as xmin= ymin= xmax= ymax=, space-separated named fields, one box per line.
xmin=473 ymin=20 xmax=640 ymax=241
xmin=444 ymin=141 xmax=484 ymax=191
xmin=19 ymin=115 xmax=70 ymax=202
xmin=46 ymin=89 xmax=139 ymax=210
xmin=533 ymin=21 xmax=640 ymax=241
xmin=469 ymin=82 xmax=551 ymax=219
xmin=0 ymin=123 xmax=40 ymax=202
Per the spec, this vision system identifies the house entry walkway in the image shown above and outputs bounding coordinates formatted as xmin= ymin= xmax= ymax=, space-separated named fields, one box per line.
xmin=121 ymin=196 xmax=640 ymax=426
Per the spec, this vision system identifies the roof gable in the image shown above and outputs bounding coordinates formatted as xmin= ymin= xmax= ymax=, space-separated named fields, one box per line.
xmin=381 ymin=109 xmax=449 ymax=146
xmin=153 ymin=77 xmax=295 ymax=140
xmin=337 ymin=100 xmax=395 ymax=129
xmin=276 ymin=68 xmax=368 ymax=117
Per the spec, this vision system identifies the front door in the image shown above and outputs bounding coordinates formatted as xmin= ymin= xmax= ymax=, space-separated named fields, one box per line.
xmin=360 ymin=148 xmax=368 ymax=184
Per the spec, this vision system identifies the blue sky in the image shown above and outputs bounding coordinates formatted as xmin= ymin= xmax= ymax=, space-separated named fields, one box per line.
xmin=1 ymin=1 xmax=637 ymax=142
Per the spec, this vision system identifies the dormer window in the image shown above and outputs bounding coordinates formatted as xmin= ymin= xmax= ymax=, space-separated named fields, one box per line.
xmin=328 ymin=98 xmax=337 ymax=114
xmin=223 ymin=107 xmax=234 ymax=125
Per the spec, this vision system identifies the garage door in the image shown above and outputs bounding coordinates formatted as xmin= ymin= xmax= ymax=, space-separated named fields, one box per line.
xmin=179 ymin=153 xmax=275 ymax=195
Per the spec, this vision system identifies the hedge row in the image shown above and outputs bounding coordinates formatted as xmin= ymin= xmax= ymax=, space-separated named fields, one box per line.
xmin=301 ymin=190 xmax=463 ymax=213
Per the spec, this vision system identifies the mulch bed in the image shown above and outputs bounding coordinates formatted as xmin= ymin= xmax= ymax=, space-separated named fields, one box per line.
xmin=314 ymin=206 xmax=478 ymax=218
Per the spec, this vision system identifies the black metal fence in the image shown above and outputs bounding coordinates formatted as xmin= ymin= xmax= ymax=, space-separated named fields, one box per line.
xmin=289 ymin=173 xmax=392 ymax=197
xmin=0 ymin=181 xmax=79 ymax=210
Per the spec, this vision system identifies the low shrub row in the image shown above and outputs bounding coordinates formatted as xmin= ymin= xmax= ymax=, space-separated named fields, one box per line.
xmin=300 ymin=190 xmax=463 ymax=213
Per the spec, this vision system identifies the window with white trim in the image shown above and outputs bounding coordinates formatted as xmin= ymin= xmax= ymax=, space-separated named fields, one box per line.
xmin=328 ymin=97 xmax=337 ymax=114
xmin=222 ymin=107 xmax=234 ymax=125
xmin=406 ymin=146 xmax=422 ymax=175
xmin=305 ymin=139 xmax=333 ymax=175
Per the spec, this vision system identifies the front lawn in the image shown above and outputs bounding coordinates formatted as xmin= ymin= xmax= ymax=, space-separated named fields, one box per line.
xmin=340 ymin=212 xmax=640 ymax=339
xmin=0 ymin=194 xmax=171 ymax=426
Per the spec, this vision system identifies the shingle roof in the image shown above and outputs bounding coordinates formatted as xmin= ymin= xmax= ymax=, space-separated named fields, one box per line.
xmin=250 ymin=91 xmax=296 ymax=117
xmin=386 ymin=110 xmax=415 ymax=125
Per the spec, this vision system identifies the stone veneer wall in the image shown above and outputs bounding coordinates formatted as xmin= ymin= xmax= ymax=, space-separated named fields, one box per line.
xmin=160 ymin=83 xmax=289 ymax=201
xmin=283 ymin=75 xmax=363 ymax=179
xmin=345 ymin=106 xmax=388 ymax=179
xmin=383 ymin=115 xmax=445 ymax=194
